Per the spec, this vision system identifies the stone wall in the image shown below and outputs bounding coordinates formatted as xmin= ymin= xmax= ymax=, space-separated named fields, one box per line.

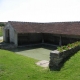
xmin=3 ymin=23 xmax=15 ymax=43
xmin=49 ymin=46 xmax=80 ymax=71
xmin=0 ymin=43 xmax=16 ymax=50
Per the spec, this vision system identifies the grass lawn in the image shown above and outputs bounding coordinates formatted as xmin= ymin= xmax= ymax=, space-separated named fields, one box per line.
xmin=0 ymin=27 xmax=3 ymax=36
xmin=0 ymin=49 xmax=80 ymax=80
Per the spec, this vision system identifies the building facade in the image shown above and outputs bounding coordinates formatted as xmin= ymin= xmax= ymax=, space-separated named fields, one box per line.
xmin=3 ymin=21 xmax=80 ymax=47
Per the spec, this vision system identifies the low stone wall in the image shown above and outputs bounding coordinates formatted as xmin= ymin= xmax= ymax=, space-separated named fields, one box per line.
xmin=49 ymin=46 xmax=80 ymax=71
xmin=0 ymin=43 xmax=16 ymax=50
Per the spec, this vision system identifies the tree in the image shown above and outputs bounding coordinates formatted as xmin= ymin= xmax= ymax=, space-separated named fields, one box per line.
xmin=0 ymin=23 xmax=5 ymax=27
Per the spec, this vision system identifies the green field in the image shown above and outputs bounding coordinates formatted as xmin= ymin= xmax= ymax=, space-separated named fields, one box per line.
xmin=0 ymin=49 xmax=80 ymax=80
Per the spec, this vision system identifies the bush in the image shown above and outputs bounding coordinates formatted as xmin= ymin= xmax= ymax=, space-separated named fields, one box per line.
xmin=57 ymin=41 xmax=80 ymax=52
xmin=0 ymin=23 xmax=5 ymax=26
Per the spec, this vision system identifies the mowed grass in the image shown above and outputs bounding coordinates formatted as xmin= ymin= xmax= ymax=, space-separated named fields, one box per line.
xmin=0 ymin=49 xmax=80 ymax=80
xmin=0 ymin=27 xmax=3 ymax=36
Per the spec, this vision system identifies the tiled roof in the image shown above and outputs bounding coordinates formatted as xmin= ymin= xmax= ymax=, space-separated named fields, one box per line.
xmin=9 ymin=21 xmax=80 ymax=36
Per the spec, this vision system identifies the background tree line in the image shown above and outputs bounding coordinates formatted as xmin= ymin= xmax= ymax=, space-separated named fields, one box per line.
xmin=0 ymin=22 xmax=6 ymax=27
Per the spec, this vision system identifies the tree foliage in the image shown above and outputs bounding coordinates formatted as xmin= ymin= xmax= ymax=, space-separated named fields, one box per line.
xmin=0 ymin=23 xmax=5 ymax=26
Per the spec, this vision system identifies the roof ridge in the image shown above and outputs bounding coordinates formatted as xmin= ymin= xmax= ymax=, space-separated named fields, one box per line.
xmin=8 ymin=21 xmax=80 ymax=24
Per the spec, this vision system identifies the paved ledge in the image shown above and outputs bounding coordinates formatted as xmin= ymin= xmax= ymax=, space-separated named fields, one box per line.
xmin=36 ymin=60 xmax=49 ymax=67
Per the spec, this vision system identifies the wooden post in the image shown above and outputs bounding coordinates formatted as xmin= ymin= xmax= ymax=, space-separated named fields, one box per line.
xmin=42 ymin=33 xmax=44 ymax=43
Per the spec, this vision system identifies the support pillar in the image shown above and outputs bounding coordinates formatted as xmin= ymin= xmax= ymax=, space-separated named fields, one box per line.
xmin=14 ymin=32 xmax=18 ymax=47
xmin=42 ymin=33 xmax=44 ymax=43
xmin=59 ymin=36 xmax=62 ymax=46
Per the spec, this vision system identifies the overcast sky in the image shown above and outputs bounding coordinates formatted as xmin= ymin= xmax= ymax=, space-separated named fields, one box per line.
xmin=0 ymin=0 xmax=80 ymax=22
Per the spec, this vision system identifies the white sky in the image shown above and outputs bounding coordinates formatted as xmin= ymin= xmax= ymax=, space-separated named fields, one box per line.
xmin=0 ymin=0 xmax=80 ymax=22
